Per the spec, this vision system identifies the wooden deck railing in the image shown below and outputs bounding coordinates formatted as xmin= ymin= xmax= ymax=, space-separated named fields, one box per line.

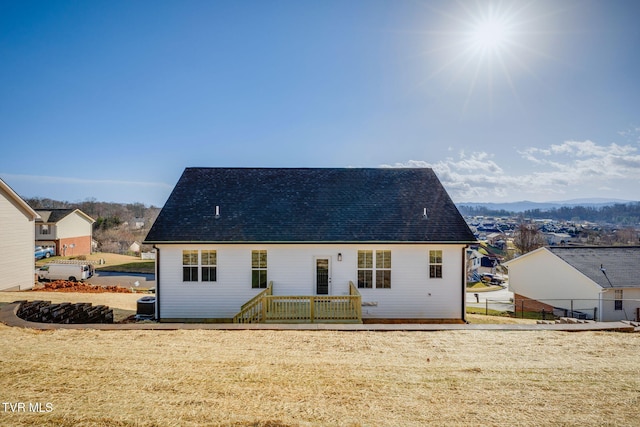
xmin=232 ymin=282 xmax=272 ymax=323
xmin=233 ymin=281 xmax=362 ymax=324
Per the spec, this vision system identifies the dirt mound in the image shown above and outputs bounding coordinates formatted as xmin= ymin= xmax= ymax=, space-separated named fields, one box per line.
xmin=37 ymin=280 xmax=132 ymax=293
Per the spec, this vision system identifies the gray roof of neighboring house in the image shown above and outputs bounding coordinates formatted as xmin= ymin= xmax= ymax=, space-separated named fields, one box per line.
xmin=35 ymin=209 xmax=75 ymax=223
xmin=548 ymin=246 xmax=640 ymax=289
xmin=144 ymin=167 xmax=476 ymax=244
xmin=35 ymin=209 xmax=95 ymax=224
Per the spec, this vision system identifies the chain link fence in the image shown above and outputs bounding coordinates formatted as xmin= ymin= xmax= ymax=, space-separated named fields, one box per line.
xmin=470 ymin=298 xmax=640 ymax=322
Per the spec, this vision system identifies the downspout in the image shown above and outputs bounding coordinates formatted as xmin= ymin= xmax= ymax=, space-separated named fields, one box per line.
xmin=154 ymin=245 xmax=161 ymax=321
xmin=598 ymin=289 xmax=608 ymax=322
xmin=462 ymin=245 xmax=469 ymax=323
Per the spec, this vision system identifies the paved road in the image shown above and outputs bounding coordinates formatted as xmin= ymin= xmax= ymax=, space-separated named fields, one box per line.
xmin=87 ymin=272 xmax=155 ymax=291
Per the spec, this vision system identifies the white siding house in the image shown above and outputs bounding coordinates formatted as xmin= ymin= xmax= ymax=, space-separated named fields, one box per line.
xmin=0 ymin=178 xmax=39 ymax=291
xmin=145 ymin=168 xmax=476 ymax=323
xmin=154 ymin=243 xmax=467 ymax=320
xmin=505 ymin=246 xmax=640 ymax=322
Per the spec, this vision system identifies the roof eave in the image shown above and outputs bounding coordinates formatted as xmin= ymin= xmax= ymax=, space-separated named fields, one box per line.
xmin=143 ymin=240 xmax=477 ymax=245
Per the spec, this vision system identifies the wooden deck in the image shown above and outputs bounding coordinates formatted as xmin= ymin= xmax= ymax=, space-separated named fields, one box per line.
xmin=233 ymin=282 xmax=362 ymax=324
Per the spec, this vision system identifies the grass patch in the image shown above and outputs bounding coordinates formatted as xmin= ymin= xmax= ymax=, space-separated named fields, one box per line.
xmin=0 ymin=328 xmax=638 ymax=426
xmin=95 ymin=261 xmax=155 ymax=274
xmin=466 ymin=313 xmax=537 ymax=325
xmin=466 ymin=306 xmax=557 ymax=321
xmin=466 ymin=306 xmax=512 ymax=317
xmin=466 ymin=282 xmax=503 ymax=292
xmin=36 ymin=252 xmax=155 ymax=274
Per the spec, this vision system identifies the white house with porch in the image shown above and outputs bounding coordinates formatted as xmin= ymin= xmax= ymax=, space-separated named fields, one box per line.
xmin=144 ymin=168 xmax=476 ymax=323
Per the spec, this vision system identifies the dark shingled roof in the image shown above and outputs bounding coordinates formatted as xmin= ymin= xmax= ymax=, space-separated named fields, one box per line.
xmin=548 ymin=246 xmax=640 ymax=289
xmin=36 ymin=209 xmax=76 ymax=223
xmin=144 ymin=168 xmax=476 ymax=243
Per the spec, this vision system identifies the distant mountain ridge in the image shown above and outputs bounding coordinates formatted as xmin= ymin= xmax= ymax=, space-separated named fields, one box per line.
xmin=457 ymin=199 xmax=638 ymax=213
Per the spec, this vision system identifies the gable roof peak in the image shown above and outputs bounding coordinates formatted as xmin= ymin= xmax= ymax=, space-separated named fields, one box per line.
xmin=145 ymin=167 xmax=475 ymax=244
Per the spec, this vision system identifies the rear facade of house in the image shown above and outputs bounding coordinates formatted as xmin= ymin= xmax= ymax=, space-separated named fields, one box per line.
xmin=144 ymin=168 xmax=476 ymax=322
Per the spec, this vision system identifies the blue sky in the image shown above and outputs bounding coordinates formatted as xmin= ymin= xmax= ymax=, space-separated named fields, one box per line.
xmin=1 ymin=0 xmax=639 ymax=206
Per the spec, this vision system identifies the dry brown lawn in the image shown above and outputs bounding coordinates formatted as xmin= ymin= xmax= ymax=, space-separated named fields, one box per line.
xmin=1 ymin=320 xmax=639 ymax=426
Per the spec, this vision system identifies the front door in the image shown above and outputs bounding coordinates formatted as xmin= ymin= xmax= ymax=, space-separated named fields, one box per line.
xmin=315 ymin=257 xmax=330 ymax=295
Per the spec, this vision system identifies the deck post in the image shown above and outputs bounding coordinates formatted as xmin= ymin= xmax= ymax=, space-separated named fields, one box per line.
xmin=310 ymin=296 xmax=315 ymax=323
xmin=261 ymin=296 xmax=267 ymax=322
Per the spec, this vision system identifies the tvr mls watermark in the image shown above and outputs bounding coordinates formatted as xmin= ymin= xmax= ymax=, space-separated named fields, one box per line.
xmin=2 ymin=402 xmax=54 ymax=413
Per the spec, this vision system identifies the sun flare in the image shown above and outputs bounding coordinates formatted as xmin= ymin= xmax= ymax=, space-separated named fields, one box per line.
xmin=418 ymin=1 xmax=552 ymax=115
xmin=471 ymin=16 xmax=511 ymax=52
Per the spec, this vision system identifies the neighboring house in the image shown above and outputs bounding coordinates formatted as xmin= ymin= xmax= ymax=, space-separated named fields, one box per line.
xmin=0 ymin=178 xmax=39 ymax=291
xmin=467 ymin=242 xmax=504 ymax=282
xmin=35 ymin=209 xmax=95 ymax=256
xmin=542 ymin=232 xmax=572 ymax=246
xmin=485 ymin=232 xmax=506 ymax=248
xmin=144 ymin=167 xmax=477 ymax=323
xmin=505 ymin=246 xmax=640 ymax=322
xmin=133 ymin=218 xmax=145 ymax=229
xmin=128 ymin=241 xmax=141 ymax=254
xmin=466 ymin=247 xmax=483 ymax=281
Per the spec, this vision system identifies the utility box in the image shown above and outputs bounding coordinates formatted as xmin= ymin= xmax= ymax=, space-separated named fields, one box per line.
xmin=136 ymin=296 xmax=156 ymax=318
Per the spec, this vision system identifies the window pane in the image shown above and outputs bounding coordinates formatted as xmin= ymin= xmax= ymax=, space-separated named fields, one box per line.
xmin=252 ymin=270 xmax=267 ymax=288
xmin=202 ymin=267 xmax=217 ymax=282
xmin=357 ymin=270 xmax=372 ymax=288
xmin=252 ymin=250 xmax=267 ymax=268
xmin=183 ymin=250 xmax=198 ymax=265
xmin=183 ymin=266 xmax=198 ymax=282
xmin=615 ymin=290 xmax=623 ymax=310
xmin=429 ymin=250 xmax=442 ymax=264
xmin=376 ymin=270 xmax=391 ymax=288
xmin=376 ymin=250 xmax=391 ymax=269
xmin=430 ymin=265 xmax=442 ymax=279
xmin=358 ymin=250 xmax=372 ymax=268
xmin=202 ymin=250 xmax=216 ymax=266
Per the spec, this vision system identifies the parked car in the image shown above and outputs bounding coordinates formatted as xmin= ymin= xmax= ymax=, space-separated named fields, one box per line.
xmin=481 ymin=273 xmax=506 ymax=286
xmin=36 ymin=263 xmax=94 ymax=282
xmin=35 ymin=246 xmax=55 ymax=260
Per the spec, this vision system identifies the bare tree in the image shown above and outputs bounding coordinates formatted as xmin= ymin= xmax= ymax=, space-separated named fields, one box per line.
xmin=513 ymin=223 xmax=544 ymax=255
xmin=614 ymin=227 xmax=639 ymax=245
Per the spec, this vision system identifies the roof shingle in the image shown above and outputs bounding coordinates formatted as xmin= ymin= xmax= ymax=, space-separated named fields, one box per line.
xmin=144 ymin=167 xmax=476 ymax=243
xmin=549 ymin=246 xmax=640 ymax=289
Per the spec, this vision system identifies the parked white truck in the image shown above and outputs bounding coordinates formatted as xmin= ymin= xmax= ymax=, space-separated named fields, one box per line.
xmin=37 ymin=263 xmax=94 ymax=282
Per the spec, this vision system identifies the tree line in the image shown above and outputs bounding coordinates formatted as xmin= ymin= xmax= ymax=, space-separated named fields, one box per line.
xmin=460 ymin=202 xmax=640 ymax=225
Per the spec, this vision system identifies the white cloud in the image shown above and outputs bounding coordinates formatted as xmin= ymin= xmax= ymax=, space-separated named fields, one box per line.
xmin=383 ymin=139 xmax=640 ymax=201
xmin=618 ymin=126 xmax=640 ymax=142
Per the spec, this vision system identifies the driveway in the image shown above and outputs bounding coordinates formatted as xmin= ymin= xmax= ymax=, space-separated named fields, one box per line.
xmin=87 ymin=271 xmax=155 ymax=291
xmin=467 ymin=286 xmax=514 ymax=312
